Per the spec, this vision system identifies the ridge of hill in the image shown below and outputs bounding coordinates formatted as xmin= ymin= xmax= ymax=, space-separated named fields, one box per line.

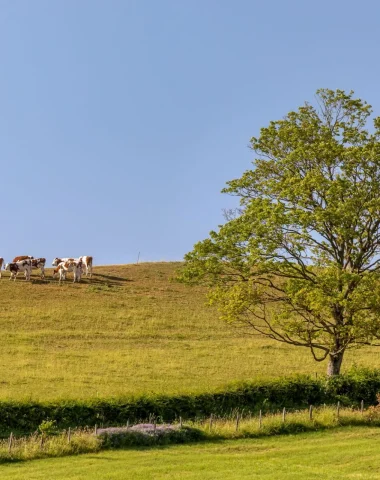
xmin=0 ymin=262 xmax=377 ymax=401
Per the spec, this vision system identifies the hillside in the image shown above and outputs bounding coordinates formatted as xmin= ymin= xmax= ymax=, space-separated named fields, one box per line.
xmin=0 ymin=262 xmax=378 ymax=401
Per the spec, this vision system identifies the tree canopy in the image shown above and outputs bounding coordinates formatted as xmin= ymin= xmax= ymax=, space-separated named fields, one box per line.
xmin=180 ymin=89 xmax=380 ymax=375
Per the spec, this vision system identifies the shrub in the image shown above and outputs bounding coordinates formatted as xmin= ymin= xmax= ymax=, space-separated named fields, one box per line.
xmin=2 ymin=369 xmax=380 ymax=435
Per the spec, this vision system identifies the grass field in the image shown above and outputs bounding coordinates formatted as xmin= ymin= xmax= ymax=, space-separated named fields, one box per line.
xmin=2 ymin=427 xmax=380 ymax=479
xmin=0 ymin=262 xmax=379 ymax=401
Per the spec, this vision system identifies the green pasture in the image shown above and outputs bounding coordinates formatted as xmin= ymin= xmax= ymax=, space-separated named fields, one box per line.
xmin=2 ymin=427 xmax=380 ymax=479
xmin=0 ymin=262 xmax=379 ymax=401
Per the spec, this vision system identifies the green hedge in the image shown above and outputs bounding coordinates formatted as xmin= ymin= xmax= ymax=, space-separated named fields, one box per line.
xmin=2 ymin=368 xmax=380 ymax=435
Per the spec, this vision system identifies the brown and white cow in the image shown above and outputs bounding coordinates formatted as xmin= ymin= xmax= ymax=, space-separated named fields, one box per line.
xmin=52 ymin=258 xmax=75 ymax=278
xmin=79 ymin=256 xmax=93 ymax=277
xmin=56 ymin=259 xmax=83 ymax=283
xmin=31 ymin=258 xmax=46 ymax=279
xmin=0 ymin=257 xmax=3 ymax=278
xmin=12 ymin=255 xmax=34 ymax=263
xmin=5 ymin=259 xmax=32 ymax=281
xmin=52 ymin=256 xmax=93 ymax=277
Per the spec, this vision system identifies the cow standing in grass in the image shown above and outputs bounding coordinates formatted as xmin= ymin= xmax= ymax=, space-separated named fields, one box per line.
xmin=31 ymin=258 xmax=46 ymax=279
xmin=52 ymin=256 xmax=93 ymax=278
xmin=52 ymin=258 xmax=74 ymax=279
xmin=79 ymin=256 xmax=93 ymax=277
xmin=56 ymin=259 xmax=83 ymax=283
xmin=5 ymin=259 xmax=32 ymax=281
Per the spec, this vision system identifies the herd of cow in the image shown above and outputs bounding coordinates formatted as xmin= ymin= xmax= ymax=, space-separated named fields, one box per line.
xmin=0 ymin=256 xmax=93 ymax=282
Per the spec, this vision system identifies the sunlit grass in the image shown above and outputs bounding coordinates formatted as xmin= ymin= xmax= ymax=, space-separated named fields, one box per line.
xmin=0 ymin=406 xmax=378 ymax=463
xmin=0 ymin=262 xmax=379 ymax=401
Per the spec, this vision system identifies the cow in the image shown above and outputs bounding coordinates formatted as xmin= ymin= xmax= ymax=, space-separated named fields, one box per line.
xmin=31 ymin=258 xmax=46 ymax=279
xmin=52 ymin=257 xmax=77 ymax=267
xmin=52 ymin=256 xmax=93 ymax=277
xmin=12 ymin=255 xmax=34 ymax=263
xmin=0 ymin=257 xmax=3 ymax=278
xmin=56 ymin=259 xmax=83 ymax=283
xmin=52 ymin=258 xmax=75 ymax=278
xmin=79 ymin=256 xmax=93 ymax=277
xmin=5 ymin=259 xmax=32 ymax=281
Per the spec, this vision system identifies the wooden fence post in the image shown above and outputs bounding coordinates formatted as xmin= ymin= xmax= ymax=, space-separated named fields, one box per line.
xmin=235 ymin=412 xmax=240 ymax=432
xmin=179 ymin=416 xmax=183 ymax=428
xmin=67 ymin=427 xmax=71 ymax=444
xmin=361 ymin=400 xmax=364 ymax=415
xmin=94 ymin=424 xmax=98 ymax=435
xmin=309 ymin=405 xmax=313 ymax=421
xmin=337 ymin=401 xmax=340 ymax=419
xmin=8 ymin=432 xmax=13 ymax=454
xmin=209 ymin=414 xmax=213 ymax=432
xmin=282 ymin=407 xmax=286 ymax=423
xmin=153 ymin=419 xmax=157 ymax=436
xmin=259 ymin=410 xmax=262 ymax=429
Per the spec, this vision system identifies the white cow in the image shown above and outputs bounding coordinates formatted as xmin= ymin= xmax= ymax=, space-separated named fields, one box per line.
xmin=5 ymin=259 xmax=32 ymax=281
xmin=79 ymin=256 xmax=93 ymax=277
xmin=56 ymin=259 xmax=83 ymax=283
xmin=52 ymin=256 xmax=93 ymax=277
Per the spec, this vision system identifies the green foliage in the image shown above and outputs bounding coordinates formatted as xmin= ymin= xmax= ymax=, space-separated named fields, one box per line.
xmin=38 ymin=419 xmax=58 ymax=436
xmin=99 ymin=426 xmax=204 ymax=448
xmin=1 ymin=409 xmax=380 ymax=465
xmin=181 ymin=89 xmax=380 ymax=375
xmin=2 ymin=370 xmax=380 ymax=435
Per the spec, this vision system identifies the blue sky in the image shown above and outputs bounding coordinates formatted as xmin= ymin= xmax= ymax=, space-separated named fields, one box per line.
xmin=1 ymin=0 xmax=379 ymax=265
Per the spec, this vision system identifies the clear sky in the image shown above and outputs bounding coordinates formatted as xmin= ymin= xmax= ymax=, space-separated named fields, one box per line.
xmin=1 ymin=0 xmax=379 ymax=265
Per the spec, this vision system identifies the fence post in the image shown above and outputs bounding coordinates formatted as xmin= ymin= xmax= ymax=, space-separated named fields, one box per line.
xmin=235 ymin=412 xmax=240 ymax=432
xmin=153 ymin=419 xmax=157 ymax=436
xmin=337 ymin=401 xmax=340 ymax=420
xmin=40 ymin=435 xmax=44 ymax=450
xmin=259 ymin=410 xmax=262 ymax=429
xmin=309 ymin=405 xmax=313 ymax=421
xmin=209 ymin=414 xmax=213 ymax=432
xmin=282 ymin=407 xmax=286 ymax=423
xmin=179 ymin=416 xmax=183 ymax=428
xmin=361 ymin=400 xmax=364 ymax=415
xmin=126 ymin=420 xmax=129 ymax=429
xmin=67 ymin=427 xmax=71 ymax=444
xmin=8 ymin=432 xmax=13 ymax=454
xmin=94 ymin=424 xmax=98 ymax=435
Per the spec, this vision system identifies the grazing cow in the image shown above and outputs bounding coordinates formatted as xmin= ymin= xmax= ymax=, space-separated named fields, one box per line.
xmin=56 ymin=259 xmax=83 ymax=283
xmin=12 ymin=255 xmax=34 ymax=263
xmin=31 ymin=258 xmax=46 ymax=279
xmin=0 ymin=257 xmax=3 ymax=278
xmin=5 ymin=259 xmax=32 ymax=281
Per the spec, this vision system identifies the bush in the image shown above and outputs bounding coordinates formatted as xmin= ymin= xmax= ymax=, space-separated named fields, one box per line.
xmin=2 ymin=368 xmax=380 ymax=435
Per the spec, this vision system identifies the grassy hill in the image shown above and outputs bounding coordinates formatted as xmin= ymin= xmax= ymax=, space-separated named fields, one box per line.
xmin=0 ymin=262 xmax=378 ymax=401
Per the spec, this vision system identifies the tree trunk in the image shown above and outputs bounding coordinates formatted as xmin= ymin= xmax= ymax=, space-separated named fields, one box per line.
xmin=327 ymin=351 xmax=344 ymax=376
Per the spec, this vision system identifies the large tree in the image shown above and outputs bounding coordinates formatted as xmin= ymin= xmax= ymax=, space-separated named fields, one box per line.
xmin=181 ymin=89 xmax=380 ymax=376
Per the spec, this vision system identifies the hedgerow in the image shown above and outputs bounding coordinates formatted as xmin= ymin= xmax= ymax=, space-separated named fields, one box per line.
xmin=2 ymin=367 xmax=380 ymax=435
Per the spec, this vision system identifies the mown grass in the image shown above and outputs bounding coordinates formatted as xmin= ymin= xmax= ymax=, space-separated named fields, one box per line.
xmin=0 ymin=262 xmax=379 ymax=401
xmin=2 ymin=426 xmax=380 ymax=479
xmin=0 ymin=406 xmax=378 ymax=463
